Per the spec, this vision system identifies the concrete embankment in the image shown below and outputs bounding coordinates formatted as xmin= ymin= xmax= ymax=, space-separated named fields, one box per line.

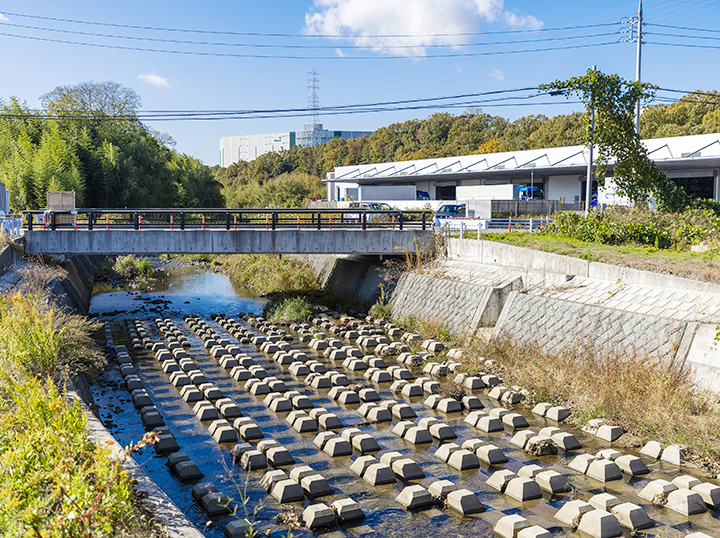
xmin=306 ymin=238 xmax=720 ymax=393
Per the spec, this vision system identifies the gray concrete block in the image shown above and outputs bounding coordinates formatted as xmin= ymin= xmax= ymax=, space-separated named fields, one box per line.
xmin=240 ymin=449 xmax=267 ymax=470
xmin=202 ymin=492 xmax=233 ymax=516
xmin=555 ymin=499 xmax=594 ymax=525
xmin=586 ymin=460 xmax=622 ymax=482
xmin=510 ymin=430 xmax=535 ymax=449
xmin=271 ymin=479 xmax=305 ymax=503
xmin=660 ymin=444 xmax=685 ymax=465
xmin=666 ymin=488 xmax=707 ymax=515
xmin=475 ymin=444 xmax=507 ymax=465
xmin=396 ymin=485 xmax=433 ymax=510
xmin=223 ymin=519 xmax=252 ymax=538
xmin=261 ymin=470 xmax=288 ymax=492
xmin=589 ymin=493 xmax=620 ymax=512
xmin=505 ymin=477 xmax=542 ymax=502
xmin=535 ymin=470 xmax=569 ymax=494
xmin=448 ymin=449 xmax=480 ymax=471
xmin=476 ymin=416 xmax=503 ymax=433
xmin=392 ymin=458 xmax=425 ymax=480
xmin=610 ymin=503 xmax=653 ymax=531
xmin=576 ymin=509 xmax=623 ymax=538
xmin=350 ymin=456 xmax=377 ymax=477
xmin=331 ymin=498 xmax=364 ymax=522
xmin=301 ymin=474 xmax=333 ymax=498
xmin=615 ymin=454 xmax=649 ymax=476
xmin=446 ymin=488 xmax=484 ymax=515
xmin=494 ymin=515 xmax=531 ymax=538
xmin=364 ymin=462 xmax=396 ymax=485
xmin=352 ymin=434 xmax=381 ymax=454
xmin=692 ymin=482 xmax=720 ymax=508
xmin=638 ymin=479 xmax=678 ymax=502
xmin=639 ymin=440 xmax=663 ymax=459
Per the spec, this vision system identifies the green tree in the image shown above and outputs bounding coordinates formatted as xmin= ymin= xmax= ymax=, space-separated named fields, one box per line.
xmin=41 ymin=81 xmax=141 ymax=119
xmin=540 ymin=68 xmax=687 ymax=211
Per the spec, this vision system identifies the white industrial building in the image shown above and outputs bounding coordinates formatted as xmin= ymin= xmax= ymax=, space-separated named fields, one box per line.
xmin=325 ymin=132 xmax=720 ymax=208
xmin=219 ymin=124 xmax=372 ymax=166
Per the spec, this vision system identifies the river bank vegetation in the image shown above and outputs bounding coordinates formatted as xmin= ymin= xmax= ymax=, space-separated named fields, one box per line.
xmin=0 ymin=261 xmax=160 ymax=537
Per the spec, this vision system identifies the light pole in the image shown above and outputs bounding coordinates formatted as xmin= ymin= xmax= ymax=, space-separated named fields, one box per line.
xmin=585 ymin=66 xmax=596 ymax=217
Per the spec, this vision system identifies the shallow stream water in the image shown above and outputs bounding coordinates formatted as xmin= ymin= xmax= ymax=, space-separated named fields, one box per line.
xmin=88 ymin=264 xmax=720 ymax=538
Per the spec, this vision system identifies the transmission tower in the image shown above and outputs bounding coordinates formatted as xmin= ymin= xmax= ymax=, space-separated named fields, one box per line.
xmin=307 ymin=69 xmax=322 ymax=147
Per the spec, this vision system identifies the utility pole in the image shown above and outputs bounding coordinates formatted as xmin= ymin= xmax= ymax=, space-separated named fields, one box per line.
xmin=585 ymin=65 xmax=596 ymax=217
xmin=635 ymin=0 xmax=643 ymax=135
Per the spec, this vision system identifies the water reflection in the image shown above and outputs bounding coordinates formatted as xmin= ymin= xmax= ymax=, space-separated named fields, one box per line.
xmin=90 ymin=265 xmax=266 ymax=319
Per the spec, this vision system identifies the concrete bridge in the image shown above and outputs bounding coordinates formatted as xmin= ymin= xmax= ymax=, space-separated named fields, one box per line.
xmin=21 ymin=208 xmax=432 ymax=256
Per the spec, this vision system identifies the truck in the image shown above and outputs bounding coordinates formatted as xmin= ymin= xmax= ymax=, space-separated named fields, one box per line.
xmin=456 ymin=184 xmax=523 ymax=201
xmin=356 ymin=185 xmax=418 ymax=201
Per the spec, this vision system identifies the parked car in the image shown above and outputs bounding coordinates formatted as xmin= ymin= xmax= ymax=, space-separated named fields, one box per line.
xmin=434 ymin=204 xmax=466 ymax=219
xmin=416 ymin=190 xmax=431 ymax=200
xmin=519 ymin=186 xmax=544 ymax=200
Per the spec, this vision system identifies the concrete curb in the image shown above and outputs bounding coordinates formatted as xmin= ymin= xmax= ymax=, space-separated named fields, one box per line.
xmin=68 ymin=389 xmax=204 ymax=538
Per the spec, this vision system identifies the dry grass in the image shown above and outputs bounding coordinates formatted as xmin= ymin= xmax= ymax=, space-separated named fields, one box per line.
xmin=470 ymin=337 xmax=720 ymax=472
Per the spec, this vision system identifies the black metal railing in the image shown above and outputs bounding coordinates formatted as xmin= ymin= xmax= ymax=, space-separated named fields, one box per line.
xmin=23 ymin=208 xmax=430 ymax=232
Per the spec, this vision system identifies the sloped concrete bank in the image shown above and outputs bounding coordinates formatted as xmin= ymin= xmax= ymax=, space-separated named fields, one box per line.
xmin=306 ymin=239 xmax=720 ymax=393
xmin=0 ymin=244 xmax=203 ymax=538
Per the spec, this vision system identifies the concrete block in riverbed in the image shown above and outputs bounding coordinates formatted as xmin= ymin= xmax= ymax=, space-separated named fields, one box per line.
xmin=487 ymin=470 xmax=516 ymax=492
xmin=211 ymin=422 xmax=238 ymax=444
xmin=194 ymin=401 xmax=219 ymax=421
xmin=569 ymin=454 xmax=596 ymax=474
xmin=476 ymin=416 xmax=503 ymax=433
xmin=392 ymin=458 xmax=424 ymax=480
xmin=288 ymin=362 xmax=310 ymax=376
xmin=301 ymin=474 xmax=333 ymax=498
xmin=125 ymin=376 xmax=143 ymax=391
xmin=464 ymin=410 xmax=487 ymax=428
xmin=358 ymin=388 xmax=380 ymax=402
xmin=445 ymin=488 xmax=484 ymax=515
xmin=437 ymin=398 xmax=462 ymax=413
xmin=167 ymin=451 xmax=190 ymax=470
xmin=476 ymin=444 xmax=508 ymax=465
xmin=202 ymin=492 xmax=233 ymax=516
xmin=531 ymin=403 xmax=552 ymax=417
xmin=141 ymin=410 xmax=165 ymax=429
xmin=292 ymin=416 xmax=318 ymax=433
xmin=463 ymin=396 xmax=483 ymax=409
xmin=364 ymin=463 xmax=396 ymax=485
xmin=404 ymin=426 xmax=433 ymax=444
xmin=545 ymin=406 xmax=570 ymax=422
xmin=271 ymin=479 xmax=305 ymax=503
xmin=502 ymin=413 xmax=529 ymax=429
xmin=595 ymin=448 xmax=621 ymax=461
xmin=200 ymin=384 xmax=224 ymax=400
xmin=366 ymin=406 xmax=392 ymax=424
xmin=267 ymin=396 xmax=292 ymax=413
xmin=586 ymin=460 xmax=622 ymax=482
xmin=331 ymin=498 xmax=364 ymax=523
xmin=615 ymin=455 xmax=649 ymax=476
xmin=401 ymin=383 xmax=423 ymax=398
xmin=489 ymin=408 xmax=510 ymax=419
xmin=488 ymin=386 xmax=507 ymax=400
xmin=429 ymin=422 xmax=456 ymax=440
xmin=434 ymin=442 xmax=461 ymax=463
xmin=261 ymin=470 xmax=288 ymax=492
xmin=517 ymin=464 xmax=543 ymax=478
xmin=224 ymin=519 xmax=252 ymax=538
xmin=188 ymin=370 xmax=208 ymax=385
xmin=505 ymin=477 xmax=542 ymax=502
xmin=555 ymin=499 xmax=594 ymax=525
xmin=673 ymin=475 xmax=702 ymax=489
xmin=230 ymin=366 xmax=251 ymax=381
xmin=370 ymin=370 xmax=392 ymax=383
xmin=391 ymin=403 xmax=417 ymax=420
xmin=175 ymin=460 xmax=204 ymax=481
xmin=463 ymin=376 xmax=485 ymax=390
xmin=234 ymin=419 xmax=263 ymax=441
xmin=660 ymin=444 xmax=685 ymax=465
xmin=396 ymin=484 xmax=433 ymax=510
xmin=494 ymin=515 xmax=531 ymax=538
xmin=267 ymin=447 xmax=295 ymax=467
xmin=391 ymin=421 xmax=414 ymax=438
xmin=352 ymin=434 xmax=380 ymax=454
xmin=423 ymin=394 xmax=442 ymax=410
xmin=338 ymin=390 xmax=360 ymax=405
xmin=302 ymin=503 xmax=336 ymax=529
xmin=161 ymin=360 xmax=179 ymax=374
xmin=318 ymin=413 xmax=343 ymax=430
xmin=313 ymin=431 xmax=335 ymax=449
xmin=692 ymin=482 xmax=720 ymax=508
xmin=666 ymin=488 xmax=707 ymax=515
xmin=428 ymin=479 xmax=457 ymax=498
xmin=535 ymin=470 xmax=569 ymax=494
xmin=639 ymin=440 xmax=663 ymax=459
xmin=576 ymin=509 xmax=622 ymax=538
xmin=131 ymin=389 xmax=152 ymax=408
xmin=638 ymin=479 xmax=678 ymax=501
xmin=448 ymin=449 xmax=480 ymax=471
xmin=596 ymin=425 xmax=624 ymax=442
xmin=589 ymin=493 xmax=621 ymax=512
xmin=219 ymin=356 xmax=239 ymax=369
xmin=517 ymin=526 xmax=552 ymax=538
xmin=510 ymin=430 xmax=536 ymax=449
xmin=551 ymin=432 xmax=581 ymax=451
xmin=610 ymin=503 xmax=653 ymax=531
xmin=324 ymin=437 xmax=352 ymax=457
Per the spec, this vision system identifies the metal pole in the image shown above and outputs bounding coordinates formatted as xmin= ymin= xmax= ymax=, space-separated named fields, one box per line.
xmin=635 ymin=0 xmax=643 ymax=135
xmin=586 ymin=65 xmax=597 ymax=217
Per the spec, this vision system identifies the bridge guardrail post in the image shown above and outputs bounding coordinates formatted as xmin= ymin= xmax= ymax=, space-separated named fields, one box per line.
xmin=272 ymin=213 xmax=277 ymax=230
xmin=399 ymin=212 xmax=404 ymax=231
xmin=133 ymin=212 xmax=139 ymax=231
xmin=422 ymin=212 xmax=426 ymax=230
xmin=226 ymin=212 xmax=231 ymax=230
xmin=317 ymin=212 xmax=321 ymax=230
xmin=51 ymin=212 xmax=56 ymax=231
xmin=361 ymin=212 xmax=366 ymax=231
xmin=180 ymin=213 xmax=185 ymax=230
xmin=88 ymin=212 xmax=93 ymax=230
xmin=26 ymin=212 xmax=33 ymax=231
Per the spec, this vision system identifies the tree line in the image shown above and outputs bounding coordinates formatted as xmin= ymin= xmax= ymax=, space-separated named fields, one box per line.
xmin=0 ymin=82 xmax=223 ymax=212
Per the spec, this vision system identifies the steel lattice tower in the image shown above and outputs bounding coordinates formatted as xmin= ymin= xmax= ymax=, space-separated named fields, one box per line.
xmin=307 ymin=69 xmax=321 ymax=147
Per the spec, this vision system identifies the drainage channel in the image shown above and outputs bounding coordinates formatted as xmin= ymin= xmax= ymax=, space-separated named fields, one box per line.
xmin=89 ymin=268 xmax=719 ymax=538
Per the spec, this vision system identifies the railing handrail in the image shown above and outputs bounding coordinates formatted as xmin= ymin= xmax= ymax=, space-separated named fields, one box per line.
xmin=22 ymin=208 xmax=430 ymax=215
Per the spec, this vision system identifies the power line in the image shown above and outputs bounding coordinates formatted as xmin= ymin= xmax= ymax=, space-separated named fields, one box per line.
xmin=0 ymin=21 xmax=622 ymax=49
xmin=650 ymin=22 xmax=720 ymax=34
xmin=0 ymin=30 xmax=620 ymax=59
xmin=0 ymin=11 xmax=620 ymax=38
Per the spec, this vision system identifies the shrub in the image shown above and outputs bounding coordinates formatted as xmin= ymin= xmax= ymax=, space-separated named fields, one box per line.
xmin=265 ymin=296 xmax=313 ymax=324
xmin=112 ymin=255 xmax=153 ymax=279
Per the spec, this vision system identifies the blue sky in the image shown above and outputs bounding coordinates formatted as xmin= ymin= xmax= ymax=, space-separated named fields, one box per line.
xmin=1 ymin=1 xmax=719 ymax=166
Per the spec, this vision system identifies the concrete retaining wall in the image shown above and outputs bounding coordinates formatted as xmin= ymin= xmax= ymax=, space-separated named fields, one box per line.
xmin=447 ymin=238 xmax=720 ymax=295
xmin=389 ymin=272 xmax=520 ymax=337
xmin=0 ymin=244 xmax=21 ymax=277
xmin=303 ymin=254 xmax=386 ymax=303
xmin=492 ymin=291 xmax=694 ymax=363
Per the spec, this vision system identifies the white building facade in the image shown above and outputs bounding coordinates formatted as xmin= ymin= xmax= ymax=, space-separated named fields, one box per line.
xmin=219 ymin=124 xmax=372 ymax=167
xmin=325 ymin=133 xmax=720 ymax=207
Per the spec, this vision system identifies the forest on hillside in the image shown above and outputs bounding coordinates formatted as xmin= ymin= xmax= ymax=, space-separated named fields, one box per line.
xmin=0 ymin=82 xmax=223 ymax=212
xmin=1 ymin=81 xmax=718 ymax=211
xmin=215 ymin=90 xmax=720 ymax=208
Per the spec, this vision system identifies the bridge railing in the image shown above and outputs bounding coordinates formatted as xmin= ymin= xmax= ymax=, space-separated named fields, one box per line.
xmin=22 ymin=208 xmax=431 ymax=232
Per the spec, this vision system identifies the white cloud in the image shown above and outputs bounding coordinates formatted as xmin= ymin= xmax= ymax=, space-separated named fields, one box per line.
xmin=489 ymin=68 xmax=505 ymax=82
xmin=0 ymin=13 xmax=10 ymax=22
xmin=137 ymin=72 xmax=170 ymax=88
xmin=304 ymin=0 xmax=542 ymax=57
xmin=456 ymin=65 xmax=463 ymax=74
xmin=335 ymin=48 xmax=347 ymax=57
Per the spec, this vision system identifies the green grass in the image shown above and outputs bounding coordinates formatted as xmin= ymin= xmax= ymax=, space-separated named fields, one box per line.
xmin=265 ymin=296 xmax=314 ymax=324
xmin=219 ymin=254 xmax=321 ymax=295
xmin=112 ymin=255 xmax=153 ymax=279
xmin=479 ymin=232 xmax=720 ymax=284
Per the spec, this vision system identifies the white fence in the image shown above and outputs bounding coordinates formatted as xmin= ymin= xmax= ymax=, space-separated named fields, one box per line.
xmin=436 ymin=217 xmax=553 ymax=237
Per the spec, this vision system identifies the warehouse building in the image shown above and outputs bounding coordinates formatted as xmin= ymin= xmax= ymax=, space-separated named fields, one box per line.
xmin=325 ymin=132 xmax=720 ymax=207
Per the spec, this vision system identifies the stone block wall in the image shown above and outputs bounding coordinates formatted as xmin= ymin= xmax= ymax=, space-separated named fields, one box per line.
xmin=492 ymin=291 xmax=695 ymax=363
xmin=389 ymin=272 xmax=515 ymax=338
